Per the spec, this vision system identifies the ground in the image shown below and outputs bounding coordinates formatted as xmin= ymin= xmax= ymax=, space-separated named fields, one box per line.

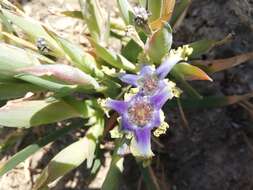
xmin=0 ymin=0 xmax=253 ymax=190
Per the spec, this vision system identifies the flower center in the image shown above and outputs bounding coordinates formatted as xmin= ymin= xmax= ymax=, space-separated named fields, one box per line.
xmin=128 ymin=100 xmax=154 ymax=127
xmin=138 ymin=74 xmax=159 ymax=95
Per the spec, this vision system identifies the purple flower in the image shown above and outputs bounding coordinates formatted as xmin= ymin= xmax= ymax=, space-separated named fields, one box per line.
xmin=120 ymin=55 xmax=181 ymax=95
xmin=106 ymin=88 xmax=173 ymax=157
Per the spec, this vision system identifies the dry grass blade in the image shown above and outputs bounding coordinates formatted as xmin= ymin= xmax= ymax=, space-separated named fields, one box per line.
xmin=193 ymin=51 xmax=253 ymax=73
xmin=1 ymin=32 xmax=37 ymax=50
xmin=172 ymin=0 xmax=192 ymax=30
xmin=239 ymin=101 xmax=253 ymax=121
xmin=148 ymin=166 xmax=161 ymax=190
xmin=177 ymin=98 xmax=189 ymax=129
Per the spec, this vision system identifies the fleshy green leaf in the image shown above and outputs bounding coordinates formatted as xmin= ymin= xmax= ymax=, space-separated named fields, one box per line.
xmin=90 ymin=38 xmax=136 ymax=71
xmin=17 ymin=64 xmax=100 ymax=89
xmin=140 ymin=165 xmax=160 ymax=190
xmin=122 ymin=39 xmax=143 ymax=62
xmin=170 ymin=69 xmax=203 ymax=99
xmin=101 ymin=139 xmax=124 ymax=190
xmin=0 ymin=123 xmax=82 ymax=177
xmin=0 ymin=82 xmax=43 ymax=100
xmin=33 ymin=115 xmax=104 ymax=190
xmin=1 ymin=32 xmax=55 ymax=64
xmin=101 ymin=155 xmax=124 ymax=190
xmin=79 ymin=0 xmax=106 ymax=43
xmin=0 ymin=43 xmax=40 ymax=81
xmin=117 ymin=0 xmax=133 ymax=25
xmin=15 ymin=74 xmax=77 ymax=95
xmin=48 ymin=34 xmax=104 ymax=78
xmin=148 ymin=0 xmax=163 ymax=22
xmin=0 ymin=98 xmax=87 ymax=128
xmin=0 ymin=12 xmax=16 ymax=34
xmin=0 ymin=8 xmax=62 ymax=55
xmin=188 ymin=34 xmax=233 ymax=59
xmin=173 ymin=62 xmax=212 ymax=81
xmin=121 ymin=32 xmax=146 ymax=62
xmin=1 ymin=31 xmax=37 ymax=50
xmin=61 ymin=10 xmax=83 ymax=19
xmin=146 ymin=24 xmax=172 ymax=64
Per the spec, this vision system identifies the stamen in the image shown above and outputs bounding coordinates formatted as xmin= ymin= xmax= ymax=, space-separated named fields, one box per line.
xmin=128 ymin=99 xmax=154 ymax=127
xmin=138 ymin=74 xmax=159 ymax=95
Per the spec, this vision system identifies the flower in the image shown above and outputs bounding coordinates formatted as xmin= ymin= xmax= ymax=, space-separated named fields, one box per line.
xmin=119 ymin=54 xmax=181 ymax=96
xmin=106 ymin=87 xmax=173 ymax=158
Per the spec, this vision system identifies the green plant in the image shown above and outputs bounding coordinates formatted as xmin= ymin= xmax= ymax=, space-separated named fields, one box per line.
xmin=0 ymin=0 xmax=252 ymax=189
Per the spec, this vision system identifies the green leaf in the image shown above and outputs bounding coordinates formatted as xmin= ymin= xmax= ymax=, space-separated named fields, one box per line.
xmin=101 ymin=139 xmax=124 ymax=190
xmin=101 ymin=155 xmax=124 ymax=190
xmin=117 ymin=0 xmax=133 ymax=25
xmin=0 ymin=123 xmax=82 ymax=177
xmin=148 ymin=0 xmax=163 ymax=22
xmin=170 ymin=69 xmax=203 ymax=99
xmin=15 ymin=74 xmax=77 ymax=95
xmin=0 ymin=11 xmax=16 ymax=34
xmin=170 ymin=0 xmax=191 ymax=29
xmin=90 ymin=38 xmax=136 ymax=71
xmin=61 ymin=10 xmax=83 ymax=19
xmin=0 ymin=98 xmax=87 ymax=128
xmin=0 ymin=82 xmax=43 ymax=100
xmin=140 ymin=165 xmax=160 ymax=190
xmin=146 ymin=25 xmax=172 ymax=64
xmin=173 ymin=62 xmax=212 ymax=81
xmin=1 ymin=9 xmax=62 ymax=55
xmin=17 ymin=64 xmax=100 ymax=89
xmin=188 ymin=39 xmax=218 ymax=59
xmin=1 ymin=31 xmax=37 ymax=50
xmin=79 ymin=0 xmax=105 ymax=42
xmin=188 ymin=34 xmax=233 ymax=59
xmin=139 ymin=0 xmax=146 ymax=7
xmin=122 ymin=39 xmax=143 ymax=62
xmin=49 ymin=34 xmax=104 ymax=78
xmin=121 ymin=32 xmax=146 ymax=62
xmin=0 ymin=43 xmax=40 ymax=80
xmin=1 ymin=32 xmax=56 ymax=65
xmin=33 ymin=115 xmax=104 ymax=190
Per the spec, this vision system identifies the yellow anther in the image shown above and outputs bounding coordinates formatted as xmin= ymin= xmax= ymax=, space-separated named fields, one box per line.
xmin=171 ymin=45 xmax=194 ymax=61
xmin=153 ymin=122 xmax=170 ymax=137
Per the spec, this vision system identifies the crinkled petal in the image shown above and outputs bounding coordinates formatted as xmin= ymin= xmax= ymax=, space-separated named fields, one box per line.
xmin=119 ymin=74 xmax=139 ymax=86
xmin=150 ymin=88 xmax=172 ymax=109
xmin=130 ymin=128 xmax=154 ymax=158
xmin=140 ymin=65 xmax=154 ymax=76
xmin=106 ymin=99 xmax=128 ymax=114
xmin=121 ymin=114 xmax=136 ymax=131
xmin=157 ymin=80 xmax=167 ymax=92
xmin=150 ymin=110 xmax=161 ymax=128
xmin=156 ymin=55 xmax=181 ymax=79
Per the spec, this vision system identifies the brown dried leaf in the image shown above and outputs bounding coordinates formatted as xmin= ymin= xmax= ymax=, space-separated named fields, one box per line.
xmin=193 ymin=52 xmax=253 ymax=73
